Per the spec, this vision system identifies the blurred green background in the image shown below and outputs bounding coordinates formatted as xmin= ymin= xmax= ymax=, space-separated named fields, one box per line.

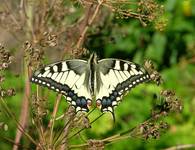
xmin=0 ymin=0 xmax=195 ymax=149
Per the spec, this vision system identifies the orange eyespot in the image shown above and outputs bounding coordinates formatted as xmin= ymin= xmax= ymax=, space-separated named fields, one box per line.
xmin=87 ymin=100 xmax=92 ymax=107
xmin=96 ymin=100 xmax=101 ymax=108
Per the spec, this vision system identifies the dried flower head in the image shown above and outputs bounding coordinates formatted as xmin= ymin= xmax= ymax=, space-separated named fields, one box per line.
xmin=138 ymin=121 xmax=169 ymax=140
xmin=31 ymin=94 xmax=48 ymax=120
xmin=129 ymin=88 xmax=182 ymax=141
xmin=65 ymin=106 xmax=76 ymax=120
xmin=160 ymin=90 xmax=183 ymax=113
xmin=0 ymin=44 xmax=14 ymax=71
xmin=24 ymin=41 xmax=44 ymax=69
xmin=144 ymin=60 xmax=163 ymax=85
xmin=0 ymin=44 xmax=15 ymax=99
xmin=87 ymin=139 xmax=104 ymax=150
xmin=137 ymin=0 xmax=164 ymax=22
xmin=152 ymin=90 xmax=183 ymax=120
xmin=40 ymin=32 xmax=57 ymax=47
xmin=98 ymin=0 xmax=165 ymax=27
xmin=73 ymin=114 xmax=91 ymax=129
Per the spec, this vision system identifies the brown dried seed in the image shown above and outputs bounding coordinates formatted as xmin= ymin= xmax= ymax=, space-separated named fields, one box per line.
xmin=2 ymin=63 xmax=8 ymax=69
xmin=7 ymin=88 xmax=16 ymax=96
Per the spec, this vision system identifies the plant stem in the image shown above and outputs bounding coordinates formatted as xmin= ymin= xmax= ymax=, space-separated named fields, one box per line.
xmin=47 ymin=94 xmax=62 ymax=147
xmin=75 ymin=0 xmax=104 ymax=51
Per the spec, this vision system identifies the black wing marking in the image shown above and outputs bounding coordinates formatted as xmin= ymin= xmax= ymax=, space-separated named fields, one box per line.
xmin=96 ymin=59 xmax=150 ymax=113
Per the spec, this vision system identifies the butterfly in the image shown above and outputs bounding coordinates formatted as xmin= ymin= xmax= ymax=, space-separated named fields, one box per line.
xmin=31 ymin=53 xmax=150 ymax=117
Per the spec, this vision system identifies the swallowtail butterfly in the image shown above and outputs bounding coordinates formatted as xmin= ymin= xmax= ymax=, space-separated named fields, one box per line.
xmin=31 ymin=54 xmax=150 ymax=115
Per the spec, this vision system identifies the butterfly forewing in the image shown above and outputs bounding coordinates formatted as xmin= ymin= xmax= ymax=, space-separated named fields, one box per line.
xmin=31 ymin=60 xmax=92 ymax=112
xmin=95 ymin=59 xmax=150 ymax=113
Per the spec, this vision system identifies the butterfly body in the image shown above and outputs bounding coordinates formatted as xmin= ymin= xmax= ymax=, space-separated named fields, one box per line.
xmin=31 ymin=53 xmax=150 ymax=113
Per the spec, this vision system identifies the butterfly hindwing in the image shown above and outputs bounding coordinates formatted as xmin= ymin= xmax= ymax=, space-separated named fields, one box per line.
xmin=31 ymin=60 xmax=92 ymax=112
xmin=95 ymin=59 xmax=150 ymax=113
